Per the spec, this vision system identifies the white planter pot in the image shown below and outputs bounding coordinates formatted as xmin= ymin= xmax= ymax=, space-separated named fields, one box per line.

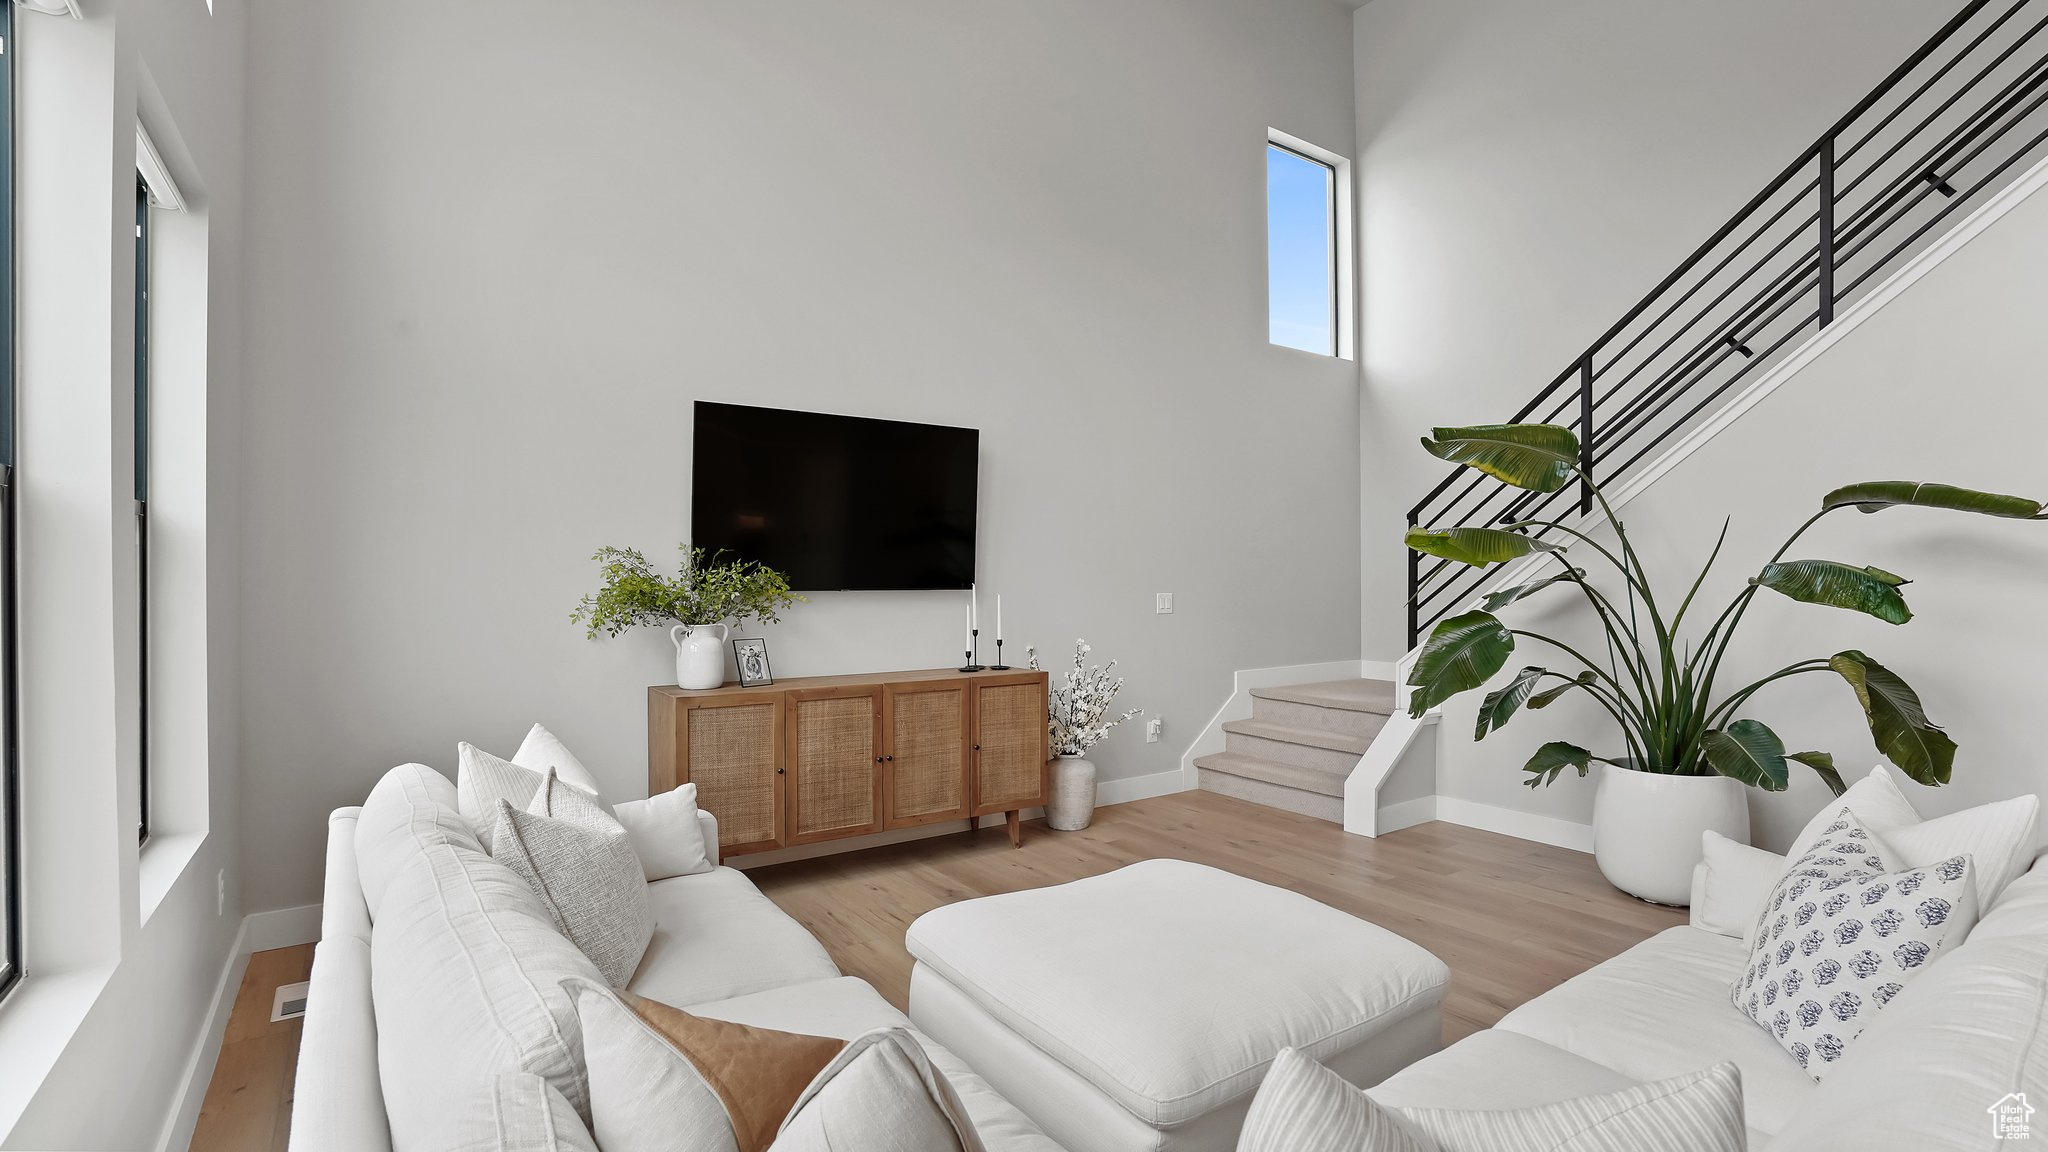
xmin=1592 ymin=764 xmax=1750 ymax=905
xmin=1047 ymin=756 xmax=1097 ymax=831
xmin=671 ymin=623 xmax=730 ymax=690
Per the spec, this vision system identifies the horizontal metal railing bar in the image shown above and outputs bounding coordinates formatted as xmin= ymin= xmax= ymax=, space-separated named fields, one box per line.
xmin=1587 ymin=175 xmax=1819 ymax=389
xmin=1836 ymin=0 xmax=2032 ymax=166
xmin=1835 ymin=8 xmax=2048 ymax=202
xmin=1598 ymin=234 xmax=1822 ymax=445
xmin=1601 ymin=259 xmax=1823 ymax=456
xmin=1601 ymin=305 xmax=1825 ymax=484
xmin=1834 ymin=56 xmax=2048 ymax=253
xmin=1833 ymin=82 xmax=2048 ymax=289
xmin=1837 ymin=118 xmax=2048 ymax=300
xmin=1591 ymin=198 xmax=1819 ymax=416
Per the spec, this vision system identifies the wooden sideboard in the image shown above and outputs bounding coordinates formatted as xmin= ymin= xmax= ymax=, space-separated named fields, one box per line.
xmin=649 ymin=667 xmax=1051 ymax=859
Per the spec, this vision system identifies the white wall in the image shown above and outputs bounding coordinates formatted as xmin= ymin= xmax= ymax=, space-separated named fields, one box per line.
xmin=1431 ymin=164 xmax=2048 ymax=850
xmin=1351 ymin=0 xmax=1952 ymax=659
xmin=1 ymin=0 xmax=248 ymax=1147
xmin=237 ymin=0 xmax=1363 ymax=913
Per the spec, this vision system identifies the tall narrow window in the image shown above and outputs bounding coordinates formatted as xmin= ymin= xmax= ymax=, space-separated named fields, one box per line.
xmin=1265 ymin=129 xmax=1352 ymax=360
xmin=134 ymin=176 xmax=150 ymax=845
xmin=0 ymin=1 xmax=23 ymax=1002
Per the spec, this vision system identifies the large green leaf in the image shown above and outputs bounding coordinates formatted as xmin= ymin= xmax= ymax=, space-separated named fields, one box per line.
xmin=1481 ymin=569 xmax=1586 ymax=613
xmin=1787 ymin=751 xmax=1847 ymax=797
xmin=1822 ymin=481 xmax=2046 ymax=519
xmin=1420 ymin=424 xmax=1581 ymax=494
xmin=1828 ymin=650 xmax=1956 ymax=786
xmin=1406 ymin=610 xmax=1514 ymax=718
xmin=1523 ymin=741 xmax=1595 ymax=788
xmin=1702 ymin=720 xmax=1790 ymax=792
xmin=1755 ymin=560 xmax=1913 ymax=625
xmin=1475 ymin=666 xmax=1546 ymax=741
xmin=1405 ymin=527 xmax=1565 ymax=569
xmin=1527 ymin=671 xmax=1595 ymax=709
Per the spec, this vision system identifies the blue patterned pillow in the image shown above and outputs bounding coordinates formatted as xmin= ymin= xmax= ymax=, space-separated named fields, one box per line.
xmin=1734 ymin=807 xmax=1978 ymax=1079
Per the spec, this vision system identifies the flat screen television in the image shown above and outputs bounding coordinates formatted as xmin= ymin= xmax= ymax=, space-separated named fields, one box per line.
xmin=691 ymin=402 xmax=979 ymax=591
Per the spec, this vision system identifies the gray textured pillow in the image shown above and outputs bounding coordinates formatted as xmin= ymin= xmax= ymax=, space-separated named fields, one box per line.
xmin=1237 ymin=1048 xmax=1745 ymax=1152
xmin=494 ymin=780 xmax=653 ymax=987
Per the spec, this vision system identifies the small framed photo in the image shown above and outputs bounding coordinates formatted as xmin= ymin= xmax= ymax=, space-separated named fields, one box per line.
xmin=732 ymin=637 xmax=774 ymax=687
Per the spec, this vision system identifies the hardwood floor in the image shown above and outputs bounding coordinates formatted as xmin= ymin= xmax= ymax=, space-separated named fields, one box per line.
xmin=188 ymin=792 xmax=1682 ymax=1151
xmin=190 ymin=943 xmax=314 ymax=1152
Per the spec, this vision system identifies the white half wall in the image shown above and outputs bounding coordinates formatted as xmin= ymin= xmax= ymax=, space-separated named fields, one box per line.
xmin=236 ymin=0 xmax=1365 ymax=914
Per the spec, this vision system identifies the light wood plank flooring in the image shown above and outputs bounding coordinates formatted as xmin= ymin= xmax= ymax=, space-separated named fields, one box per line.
xmin=189 ymin=792 xmax=1681 ymax=1151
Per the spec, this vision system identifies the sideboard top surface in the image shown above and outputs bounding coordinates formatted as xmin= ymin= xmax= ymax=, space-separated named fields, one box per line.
xmin=650 ymin=666 xmax=1042 ymax=701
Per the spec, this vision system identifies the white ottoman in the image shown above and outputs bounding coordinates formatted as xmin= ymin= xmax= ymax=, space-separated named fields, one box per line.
xmin=906 ymin=860 xmax=1449 ymax=1152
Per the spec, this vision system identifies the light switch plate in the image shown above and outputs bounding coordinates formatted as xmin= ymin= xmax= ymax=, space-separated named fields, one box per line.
xmin=1155 ymin=593 xmax=1174 ymax=614
xmin=1146 ymin=718 xmax=1163 ymax=743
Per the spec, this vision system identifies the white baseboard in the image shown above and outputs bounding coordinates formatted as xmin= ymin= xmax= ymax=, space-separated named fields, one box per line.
xmin=245 ymin=903 xmax=323 ymax=952
xmin=153 ymin=909 xmax=267 ymax=1152
xmin=1434 ymin=796 xmax=1594 ymax=853
xmin=1374 ymin=795 xmax=1438 ymax=835
xmin=1096 ymin=768 xmax=1188 ymax=807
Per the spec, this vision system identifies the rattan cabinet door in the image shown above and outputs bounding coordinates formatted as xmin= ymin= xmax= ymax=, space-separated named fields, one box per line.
xmin=971 ymin=674 xmax=1049 ymax=816
xmin=882 ymin=682 xmax=971 ymax=830
xmin=678 ymin=693 xmax=785 ymax=856
xmin=786 ymin=686 xmax=883 ymax=845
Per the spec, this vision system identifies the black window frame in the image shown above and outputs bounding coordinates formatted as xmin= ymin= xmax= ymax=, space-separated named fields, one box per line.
xmin=134 ymin=175 xmax=149 ymax=846
xmin=1 ymin=0 xmax=24 ymax=1004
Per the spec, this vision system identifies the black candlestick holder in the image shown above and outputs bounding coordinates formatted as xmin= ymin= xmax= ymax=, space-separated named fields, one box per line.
xmin=960 ymin=629 xmax=986 ymax=672
xmin=990 ymin=638 xmax=1010 ymax=670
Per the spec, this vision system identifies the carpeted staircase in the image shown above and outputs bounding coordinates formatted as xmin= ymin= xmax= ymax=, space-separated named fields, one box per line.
xmin=1194 ymin=679 xmax=1397 ymax=822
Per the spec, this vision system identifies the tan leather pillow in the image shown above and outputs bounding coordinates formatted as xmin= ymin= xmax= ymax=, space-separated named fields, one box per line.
xmin=573 ymin=977 xmax=846 ymax=1152
xmin=621 ymin=990 xmax=845 ymax=1152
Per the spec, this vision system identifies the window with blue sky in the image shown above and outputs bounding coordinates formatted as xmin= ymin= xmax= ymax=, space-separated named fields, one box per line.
xmin=1267 ymin=143 xmax=1336 ymax=356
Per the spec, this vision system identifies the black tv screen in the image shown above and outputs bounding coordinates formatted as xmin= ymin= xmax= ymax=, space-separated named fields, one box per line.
xmin=691 ymin=402 xmax=979 ymax=591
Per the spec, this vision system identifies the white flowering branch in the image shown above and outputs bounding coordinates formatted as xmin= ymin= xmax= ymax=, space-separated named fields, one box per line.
xmin=1027 ymin=639 xmax=1143 ymax=757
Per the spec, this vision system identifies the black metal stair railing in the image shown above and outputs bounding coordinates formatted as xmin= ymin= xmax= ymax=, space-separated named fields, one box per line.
xmin=1406 ymin=0 xmax=2048 ymax=647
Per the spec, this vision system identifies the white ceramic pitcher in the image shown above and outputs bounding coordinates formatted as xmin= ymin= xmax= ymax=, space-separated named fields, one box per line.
xmin=671 ymin=623 xmax=730 ymax=690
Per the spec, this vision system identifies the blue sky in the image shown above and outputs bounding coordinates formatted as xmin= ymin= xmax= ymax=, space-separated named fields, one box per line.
xmin=1267 ymin=144 xmax=1335 ymax=355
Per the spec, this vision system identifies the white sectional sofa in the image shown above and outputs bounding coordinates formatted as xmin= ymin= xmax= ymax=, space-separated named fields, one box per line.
xmin=288 ymin=764 xmax=1065 ymax=1152
xmin=1368 ymin=856 xmax=2048 ymax=1149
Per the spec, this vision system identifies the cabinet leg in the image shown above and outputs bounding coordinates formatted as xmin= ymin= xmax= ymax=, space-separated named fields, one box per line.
xmin=1006 ymin=810 xmax=1022 ymax=848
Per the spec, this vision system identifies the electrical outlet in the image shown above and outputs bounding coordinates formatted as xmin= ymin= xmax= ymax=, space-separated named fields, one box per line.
xmin=1155 ymin=592 xmax=1174 ymax=614
xmin=217 ymin=869 xmax=225 ymax=916
xmin=1146 ymin=717 xmax=1163 ymax=743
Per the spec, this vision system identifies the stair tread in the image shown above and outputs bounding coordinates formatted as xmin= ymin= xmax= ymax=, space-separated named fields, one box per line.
xmin=1249 ymin=678 xmax=1397 ymax=715
xmin=1193 ymin=751 xmax=1349 ymax=797
xmin=1221 ymin=718 xmax=1373 ymax=755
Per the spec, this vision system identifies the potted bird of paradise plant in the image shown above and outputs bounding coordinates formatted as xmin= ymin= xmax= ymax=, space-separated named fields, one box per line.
xmin=1405 ymin=423 xmax=2045 ymax=903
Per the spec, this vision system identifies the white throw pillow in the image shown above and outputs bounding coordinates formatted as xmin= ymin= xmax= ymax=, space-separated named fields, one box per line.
xmin=459 ymin=742 xmax=548 ymax=853
xmin=1735 ymin=807 xmax=1978 ymax=1078
xmin=1692 ymin=831 xmax=1786 ymax=942
xmin=514 ymin=723 xmax=606 ymax=800
xmin=470 ymin=1073 xmax=599 ymax=1152
xmin=1781 ymin=766 xmax=2036 ymax=912
xmin=612 ymin=784 xmax=714 ymax=881
xmin=494 ymin=775 xmax=653 ymax=986
xmin=771 ymin=1028 xmax=984 ymax=1152
xmin=1235 ymin=1047 xmax=1745 ymax=1152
